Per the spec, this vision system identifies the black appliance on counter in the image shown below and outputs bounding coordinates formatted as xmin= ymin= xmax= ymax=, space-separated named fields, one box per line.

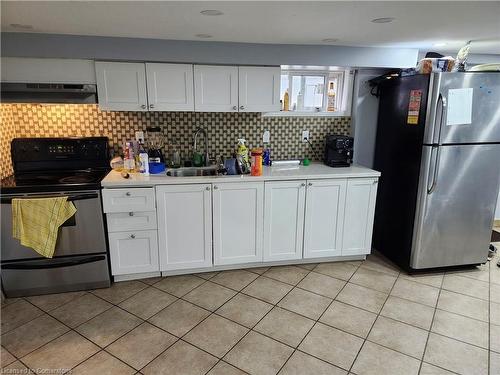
xmin=324 ymin=134 xmax=353 ymax=167
xmin=1 ymin=137 xmax=111 ymax=297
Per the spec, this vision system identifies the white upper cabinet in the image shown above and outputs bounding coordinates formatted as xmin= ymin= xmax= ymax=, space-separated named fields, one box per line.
xmin=213 ymin=182 xmax=264 ymax=265
xmin=95 ymin=62 xmax=148 ymax=111
xmin=303 ymin=179 xmax=347 ymax=259
xmin=156 ymin=184 xmax=213 ymax=271
xmin=145 ymin=63 xmax=194 ymax=111
xmin=342 ymin=178 xmax=378 ymax=256
xmin=194 ymin=65 xmax=239 ymax=112
xmin=239 ymin=66 xmax=281 ymax=112
xmin=263 ymin=181 xmax=306 ymax=261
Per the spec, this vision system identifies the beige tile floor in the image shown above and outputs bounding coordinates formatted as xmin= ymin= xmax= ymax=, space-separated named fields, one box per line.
xmin=1 ymin=241 xmax=500 ymax=375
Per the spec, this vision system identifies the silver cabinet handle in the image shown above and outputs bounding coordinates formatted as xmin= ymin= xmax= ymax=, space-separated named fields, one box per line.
xmin=239 ymin=105 xmax=245 ymax=110
xmin=213 ymin=185 xmax=218 ymax=190
xmin=373 ymin=180 xmax=378 ymax=184
xmin=140 ymin=104 xmax=147 ymax=109
xmin=128 ymin=212 xmax=134 ymax=216
xmin=125 ymin=192 xmax=131 ymax=196
xmin=205 ymin=186 xmax=210 ymax=191
xmin=149 ymin=104 xmax=155 ymax=109
xmin=308 ymin=182 xmax=313 ymax=186
xmin=130 ymin=234 xmax=136 ymax=239
xmin=301 ymin=183 xmax=306 ymax=187
xmin=232 ymin=106 xmax=238 ymax=111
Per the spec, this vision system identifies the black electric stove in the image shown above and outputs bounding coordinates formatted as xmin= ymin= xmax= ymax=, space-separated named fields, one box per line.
xmin=1 ymin=137 xmax=112 ymax=297
xmin=1 ymin=137 xmax=110 ymax=194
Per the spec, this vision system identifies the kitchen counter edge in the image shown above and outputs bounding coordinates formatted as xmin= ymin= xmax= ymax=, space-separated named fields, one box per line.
xmin=101 ymin=164 xmax=380 ymax=188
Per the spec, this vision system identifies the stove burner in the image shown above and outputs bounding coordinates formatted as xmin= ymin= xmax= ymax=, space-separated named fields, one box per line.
xmin=59 ymin=175 xmax=95 ymax=184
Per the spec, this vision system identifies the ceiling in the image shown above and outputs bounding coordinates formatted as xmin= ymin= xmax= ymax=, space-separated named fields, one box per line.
xmin=2 ymin=1 xmax=500 ymax=55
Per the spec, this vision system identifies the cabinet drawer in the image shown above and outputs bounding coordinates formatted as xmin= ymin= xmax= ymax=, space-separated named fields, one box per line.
xmin=102 ymin=188 xmax=155 ymax=213
xmin=108 ymin=230 xmax=159 ymax=275
xmin=106 ymin=211 xmax=157 ymax=232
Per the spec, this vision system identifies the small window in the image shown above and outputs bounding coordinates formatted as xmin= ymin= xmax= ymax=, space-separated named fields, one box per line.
xmin=274 ymin=67 xmax=352 ymax=116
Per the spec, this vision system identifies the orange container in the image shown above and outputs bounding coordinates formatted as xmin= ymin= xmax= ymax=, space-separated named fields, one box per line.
xmin=250 ymin=148 xmax=263 ymax=176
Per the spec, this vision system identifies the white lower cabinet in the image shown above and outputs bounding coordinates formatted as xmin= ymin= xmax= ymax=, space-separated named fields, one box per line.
xmin=156 ymin=184 xmax=213 ymax=271
xmin=108 ymin=230 xmax=159 ymax=275
xmin=263 ymin=181 xmax=306 ymax=261
xmin=342 ymin=178 xmax=378 ymax=256
xmin=213 ymin=182 xmax=264 ymax=265
xmin=303 ymin=179 xmax=347 ymax=258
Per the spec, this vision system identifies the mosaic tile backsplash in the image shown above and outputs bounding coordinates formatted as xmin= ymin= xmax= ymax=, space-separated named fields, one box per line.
xmin=0 ymin=104 xmax=351 ymax=179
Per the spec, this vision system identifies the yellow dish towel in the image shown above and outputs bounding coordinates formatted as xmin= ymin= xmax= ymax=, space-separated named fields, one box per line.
xmin=12 ymin=197 xmax=77 ymax=258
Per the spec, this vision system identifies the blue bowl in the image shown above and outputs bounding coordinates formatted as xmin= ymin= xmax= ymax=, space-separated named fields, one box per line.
xmin=149 ymin=162 xmax=166 ymax=174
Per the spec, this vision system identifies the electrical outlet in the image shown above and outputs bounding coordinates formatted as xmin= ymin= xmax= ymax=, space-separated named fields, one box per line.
xmin=263 ymin=130 xmax=270 ymax=144
xmin=302 ymin=130 xmax=309 ymax=143
xmin=135 ymin=131 xmax=145 ymax=143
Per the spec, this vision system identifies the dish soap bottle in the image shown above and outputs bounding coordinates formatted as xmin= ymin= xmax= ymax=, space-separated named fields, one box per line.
xmin=327 ymin=82 xmax=336 ymax=112
xmin=236 ymin=139 xmax=250 ymax=174
xmin=283 ymin=89 xmax=290 ymax=111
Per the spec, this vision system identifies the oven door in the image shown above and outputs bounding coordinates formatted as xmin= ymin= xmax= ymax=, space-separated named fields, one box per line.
xmin=1 ymin=190 xmax=107 ymax=261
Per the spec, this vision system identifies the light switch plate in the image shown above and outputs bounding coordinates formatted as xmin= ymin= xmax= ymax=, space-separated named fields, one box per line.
xmin=135 ymin=131 xmax=145 ymax=143
xmin=263 ymin=130 xmax=270 ymax=144
xmin=302 ymin=130 xmax=309 ymax=143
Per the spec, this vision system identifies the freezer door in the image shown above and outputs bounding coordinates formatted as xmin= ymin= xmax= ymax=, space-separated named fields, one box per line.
xmin=411 ymin=144 xmax=500 ymax=269
xmin=429 ymin=72 xmax=500 ymax=145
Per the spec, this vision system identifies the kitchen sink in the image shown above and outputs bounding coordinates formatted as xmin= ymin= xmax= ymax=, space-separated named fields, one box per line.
xmin=166 ymin=166 xmax=219 ymax=177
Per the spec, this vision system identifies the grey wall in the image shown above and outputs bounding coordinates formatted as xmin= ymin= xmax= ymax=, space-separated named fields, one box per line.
xmin=1 ymin=32 xmax=419 ymax=69
xmin=351 ymin=69 xmax=389 ymax=168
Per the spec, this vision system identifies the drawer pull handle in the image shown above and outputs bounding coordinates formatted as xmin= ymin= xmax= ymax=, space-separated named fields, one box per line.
xmin=129 ymin=212 xmax=134 ymax=216
xmin=232 ymin=106 xmax=238 ymax=111
xmin=301 ymin=183 xmax=306 ymax=187
xmin=130 ymin=234 xmax=136 ymax=239
xmin=239 ymin=105 xmax=245 ymax=110
xmin=125 ymin=192 xmax=131 ymax=196
xmin=308 ymin=182 xmax=313 ymax=186
xmin=213 ymin=185 xmax=218 ymax=190
xmin=206 ymin=187 xmax=210 ymax=191
xmin=140 ymin=104 xmax=147 ymax=109
xmin=373 ymin=180 xmax=378 ymax=184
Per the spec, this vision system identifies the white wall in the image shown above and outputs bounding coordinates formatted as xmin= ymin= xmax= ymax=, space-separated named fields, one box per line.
xmin=496 ymin=191 xmax=500 ymax=220
xmin=351 ymin=69 xmax=390 ymax=168
xmin=1 ymin=32 xmax=419 ymax=69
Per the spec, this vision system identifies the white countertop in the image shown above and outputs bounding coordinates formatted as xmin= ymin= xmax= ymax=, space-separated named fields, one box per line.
xmin=101 ymin=163 xmax=380 ymax=187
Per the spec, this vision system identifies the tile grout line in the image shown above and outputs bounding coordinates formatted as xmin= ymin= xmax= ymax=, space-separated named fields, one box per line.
xmin=417 ymin=268 xmax=445 ymax=375
xmin=210 ymin=266 xmax=316 ymax=375
xmin=275 ymin=260 xmax=364 ymax=374
xmin=346 ymin=265 xmax=402 ymax=374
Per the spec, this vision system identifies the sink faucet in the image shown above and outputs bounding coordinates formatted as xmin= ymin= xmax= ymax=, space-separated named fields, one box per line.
xmin=193 ymin=127 xmax=210 ymax=166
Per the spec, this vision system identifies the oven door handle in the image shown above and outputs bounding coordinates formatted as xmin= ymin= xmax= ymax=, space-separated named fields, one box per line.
xmin=1 ymin=255 xmax=106 ymax=270
xmin=0 ymin=193 xmax=98 ymax=204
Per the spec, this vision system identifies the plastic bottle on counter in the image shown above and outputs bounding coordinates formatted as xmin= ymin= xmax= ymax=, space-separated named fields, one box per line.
xmin=123 ymin=141 xmax=136 ymax=172
xmin=138 ymin=143 xmax=149 ymax=176
xmin=251 ymin=148 xmax=263 ymax=176
xmin=236 ymin=139 xmax=250 ymax=174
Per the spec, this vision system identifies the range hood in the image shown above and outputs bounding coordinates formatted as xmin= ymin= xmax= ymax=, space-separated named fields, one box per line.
xmin=1 ymin=83 xmax=97 ymax=104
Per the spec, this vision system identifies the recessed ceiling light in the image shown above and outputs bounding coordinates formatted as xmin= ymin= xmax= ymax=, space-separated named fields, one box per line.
xmin=9 ymin=23 xmax=34 ymax=30
xmin=371 ymin=17 xmax=395 ymax=24
xmin=433 ymin=42 xmax=447 ymax=47
xmin=195 ymin=33 xmax=213 ymax=39
xmin=322 ymin=38 xmax=339 ymax=43
xmin=200 ymin=9 xmax=223 ymax=16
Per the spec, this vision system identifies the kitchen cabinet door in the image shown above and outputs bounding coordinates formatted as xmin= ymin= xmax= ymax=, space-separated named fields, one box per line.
xmin=194 ymin=65 xmax=239 ymax=112
xmin=156 ymin=184 xmax=212 ymax=271
xmin=342 ymin=178 xmax=378 ymax=256
xmin=146 ymin=63 xmax=194 ymax=111
xmin=95 ymin=62 xmax=148 ymax=111
xmin=238 ymin=66 xmax=281 ymax=112
xmin=303 ymin=179 xmax=347 ymax=258
xmin=213 ymin=182 xmax=264 ymax=265
xmin=263 ymin=181 xmax=306 ymax=261
xmin=108 ymin=230 xmax=159 ymax=275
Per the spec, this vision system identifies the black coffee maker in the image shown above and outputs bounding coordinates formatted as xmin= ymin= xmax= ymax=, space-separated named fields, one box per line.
xmin=324 ymin=134 xmax=353 ymax=167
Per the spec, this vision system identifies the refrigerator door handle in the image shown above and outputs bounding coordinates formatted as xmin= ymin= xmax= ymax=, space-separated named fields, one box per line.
xmin=427 ymin=146 xmax=440 ymax=194
xmin=431 ymin=94 xmax=446 ymax=145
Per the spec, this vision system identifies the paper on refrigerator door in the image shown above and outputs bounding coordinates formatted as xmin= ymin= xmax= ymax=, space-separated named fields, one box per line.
xmin=446 ymin=88 xmax=473 ymax=126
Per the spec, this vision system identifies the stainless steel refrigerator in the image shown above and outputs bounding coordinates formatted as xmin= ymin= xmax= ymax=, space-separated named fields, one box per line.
xmin=373 ymin=72 xmax=500 ymax=270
